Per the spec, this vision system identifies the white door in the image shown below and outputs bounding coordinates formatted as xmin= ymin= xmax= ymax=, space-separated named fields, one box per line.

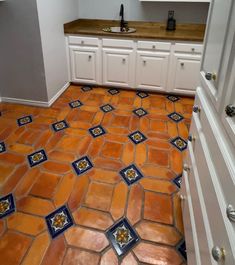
xmin=136 ymin=51 xmax=169 ymax=92
xmin=102 ymin=48 xmax=135 ymax=88
xmin=70 ymin=46 xmax=101 ymax=84
xmin=169 ymin=53 xmax=201 ymax=95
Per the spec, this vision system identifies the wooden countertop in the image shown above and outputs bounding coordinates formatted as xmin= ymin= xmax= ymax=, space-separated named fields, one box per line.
xmin=64 ymin=19 xmax=206 ymax=42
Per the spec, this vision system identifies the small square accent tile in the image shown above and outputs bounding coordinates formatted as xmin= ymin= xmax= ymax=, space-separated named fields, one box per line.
xmin=89 ymin=125 xmax=106 ymax=138
xmin=177 ymin=240 xmax=187 ymax=260
xmin=45 ymin=205 xmax=73 ymax=239
xmin=0 ymin=142 xmax=6 ymax=153
xmin=17 ymin=115 xmax=32 ymax=126
xmin=133 ymin=108 xmax=148 ymax=118
xmin=52 ymin=120 xmax=69 ymax=132
xmin=72 ymin=156 xmax=93 ymax=176
xmin=168 ymin=112 xmax=184 ymax=123
xmin=81 ymin=86 xmax=92 ymax=92
xmin=108 ymin=88 xmax=119 ymax=95
xmin=106 ymin=217 xmax=139 ymax=256
xmin=120 ymin=164 xmax=144 ymax=186
xmin=173 ymin=175 xmax=182 ymax=188
xmin=0 ymin=194 xmax=15 ymax=219
xmin=170 ymin=137 xmax=188 ymax=152
xmin=100 ymin=104 xmax=115 ymax=113
xmin=166 ymin=95 xmax=180 ymax=102
xmin=69 ymin=100 xmax=83 ymax=109
xmin=137 ymin=91 xmax=149 ymax=98
xmin=27 ymin=149 xmax=48 ymax=167
xmin=128 ymin=131 xmax=147 ymax=145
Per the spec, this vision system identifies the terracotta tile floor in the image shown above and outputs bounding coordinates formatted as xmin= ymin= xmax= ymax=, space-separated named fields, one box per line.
xmin=0 ymin=85 xmax=194 ymax=265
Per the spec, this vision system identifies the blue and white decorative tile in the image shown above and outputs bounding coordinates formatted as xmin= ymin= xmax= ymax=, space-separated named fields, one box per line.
xmin=0 ymin=142 xmax=6 ymax=153
xmin=133 ymin=108 xmax=148 ymax=118
xmin=100 ymin=104 xmax=115 ymax=113
xmin=17 ymin=115 xmax=32 ymax=126
xmin=166 ymin=95 xmax=180 ymax=102
xmin=89 ymin=125 xmax=106 ymax=138
xmin=72 ymin=156 xmax=93 ymax=176
xmin=0 ymin=194 xmax=15 ymax=219
xmin=81 ymin=86 xmax=92 ymax=92
xmin=120 ymin=164 xmax=144 ymax=186
xmin=69 ymin=100 xmax=83 ymax=109
xmin=27 ymin=149 xmax=48 ymax=167
xmin=173 ymin=175 xmax=182 ymax=189
xmin=52 ymin=120 xmax=69 ymax=132
xmin=170 ymin=137 xmax=188 ymax=152
xmin=106 ymin=217 xmax=139 ymax=256
xmin=137 ymin=91 xmax=149 ymax=99
xmin=177 ymin=240 xmax=187 ymax=261
xmin=168 ymin=112 xmax=184 ymax=123
xmin=128 ymin=131 xmax=147 ymax=145
xmin=108 ymin=88 xmax=119 ymax=95
xmin=45 ymin=205 xmax=73 ymax=239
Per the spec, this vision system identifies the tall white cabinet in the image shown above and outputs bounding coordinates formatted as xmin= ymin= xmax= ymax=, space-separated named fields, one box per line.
xmin=182 ymin=0 xmax=235 ymax=264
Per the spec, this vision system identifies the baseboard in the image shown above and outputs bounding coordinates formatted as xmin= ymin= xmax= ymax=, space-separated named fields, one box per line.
xmin=1 ymin=82 xmax=70 ymax=108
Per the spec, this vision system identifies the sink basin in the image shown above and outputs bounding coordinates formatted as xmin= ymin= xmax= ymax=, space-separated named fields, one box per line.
xmin=102 ymin=27 xmax=136 ymax=34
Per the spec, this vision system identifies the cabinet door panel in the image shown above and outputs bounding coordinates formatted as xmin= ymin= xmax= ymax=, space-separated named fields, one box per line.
xmin=136 ymin=52 xmax=169 ymax=91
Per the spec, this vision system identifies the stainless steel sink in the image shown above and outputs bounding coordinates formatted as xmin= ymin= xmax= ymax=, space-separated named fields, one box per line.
xmin=102 ymin=27 xmax=136 ymax=34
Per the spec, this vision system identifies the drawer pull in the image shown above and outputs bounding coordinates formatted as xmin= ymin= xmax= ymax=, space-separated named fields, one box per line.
xmin=225 ymin=104 xmax=235 ymax=117
xmin=183 ymin=164 xmax=190 ymax=172
xmin=193 ymin=105 xmax=201 ymax=113
xmin=205 ymin=72 xmax=217 ymax=81
xmin=212 ymin=246 xmax=225 ymax=262
xmin=226 ymin=204 xmax=235 ymax=222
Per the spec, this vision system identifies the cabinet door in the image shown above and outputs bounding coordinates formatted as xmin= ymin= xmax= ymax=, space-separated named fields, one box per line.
xmin=169 ymin=53 xmax=201 ymax=95
xmin=136 ymin=51 xmax=169 ymax=92
xmin=69 ymin=46 xmax=101 ymax=84
xmin=102 ymin=48 xmax=135 ymax=88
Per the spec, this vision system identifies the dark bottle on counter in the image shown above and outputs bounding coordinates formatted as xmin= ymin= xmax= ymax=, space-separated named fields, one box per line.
xmin=166 ymin=11 xmax=176 ymax=31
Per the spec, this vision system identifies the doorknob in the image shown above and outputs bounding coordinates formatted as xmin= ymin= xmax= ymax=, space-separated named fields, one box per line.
xmin=205 ymin=72 xmax=217 ymax=81
xmin=226 ymin=204 xmax=235 ymax=222
xmin=225 ymin=104 xmax=235 ymax=117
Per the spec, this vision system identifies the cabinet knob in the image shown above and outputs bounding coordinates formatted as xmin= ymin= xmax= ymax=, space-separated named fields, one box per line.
xmin=143 ymin=60 xmax=146 ymax=65
xmin=191 ymin=48 xmax=195 ymax=52
xmin=205 ymin=72 xmax=217 ymax=81
xmin=152 ymin=45 xmax=156 ymax=49
xmin=180 ymin=62 xmax=184 ymax=67
xmin=188 ymin=135 xmax=196 ymax=142
xmin=183 ymin=164 xmax=190 ymax=172
xmin=212 ymin=246 xmax=225 ymax=262
xmin=122 ymin=58 xmax=126 ymax=63
xmin=225 ymin=104 xmax=235 ymax=117
xmin=81 ymin=40 xmax=84 ymax=45
xmin=180 ymin=194 xmax=186 ymax=201
xmin=226 ymin=204 xmax=235 ymax=222
xmin=88 ymin=55 xmax=92 ymax=60
xmin=193 ymin=105 xmax=201 ymax=113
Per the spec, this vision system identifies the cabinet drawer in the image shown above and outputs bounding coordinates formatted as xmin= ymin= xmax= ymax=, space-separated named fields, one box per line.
xmin=102 ymin=38 xmax=134 ymax=49
xmin=68 ymin=36 xmax=99 ymax=46
xmin=174 ymin=43 xmax=203 ymax=54
xmin=137 ymin=41 xmax=171 ymax=51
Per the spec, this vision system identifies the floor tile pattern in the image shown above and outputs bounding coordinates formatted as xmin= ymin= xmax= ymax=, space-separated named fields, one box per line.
xmin=0 ymin=142 xmax=6 ymax=153
xmin=0 ymin=85 xmax=194 ymax=264
xmin=128 ymin=131 xmax=147 ymax=145
xmin=52 ymin=120 xmax=69 ymax=132
xmin=0 ymin=194 xmax=15 ymax=219
xmin=168 ymin=112 xmax=184 ymax=123
xmin=17 ymin=115 xmax=32 ymax=126
xmin=89 ymin=125 xmax=106 ymax=138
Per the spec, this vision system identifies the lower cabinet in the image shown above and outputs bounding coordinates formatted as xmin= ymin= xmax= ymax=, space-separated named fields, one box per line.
xmin=136 ymin=51 xmax=170 ymax=91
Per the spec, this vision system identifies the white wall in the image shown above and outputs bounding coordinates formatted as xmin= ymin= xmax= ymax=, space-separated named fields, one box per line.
xmin=78 ymin=0 xmax=209 ymax=24
xmin=36 ymin=0 xmax=78 ymax=101
xmin=0 ymin=0 xmax=48 ymax=102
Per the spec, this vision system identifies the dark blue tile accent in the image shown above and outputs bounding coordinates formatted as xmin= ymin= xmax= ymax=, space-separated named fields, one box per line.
xmin=72 ymin=156 xmax=93 ymax=176
xmin=45 ymin=205 xmax=73 ymax=239
xmin=27 ymin=149 xmax=48 ymax=167
xmin=108 ymin=88 xmax=119 ymax=95
xmin=81 ymin=86 xmax=92 ymax=92
xmin=0 ymin=142 xmax=6 ymax=153
xmin=106 ymin=217 xmax=139 ymax=256
xmin=89 ymin=125 xmax=106 ymax=138
xmin=168 ymin=112 xmax=184 ymax=123
xmin=128 ymin=131 xmax=147 ymax=145
xmin=69 ymin=100 xmax=83 ymax=109
xmin=137 ymin=91 xmax=149 ymax=98
xmin=17 ymin=115 xmax=32 ymax=126
xmin=166 ymin=95 xmax=180 ymax=102
xmin=120 ymin=164 xmax=144 ymax=186
xmin=177 ymin=240 xmax=187 ymax=261
xmin=133 ymin=108 xmax=148 ymax=117
xmin=100 ymin=104 xmax=115 ymax=113
xmin=0 ymin=194 xmax=15 ymax=219
xmin=170 ymin=137 xmax=188 ymax=152
xmin=173 ymin=175 xmax=182 ymax=189
xmin=52 ymin=120 xmax=69 ymax=132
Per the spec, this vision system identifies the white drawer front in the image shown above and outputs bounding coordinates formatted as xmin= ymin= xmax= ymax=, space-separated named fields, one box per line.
xmin=137 ymin=41 xmax=171 ymax=51
xmin=68 ymin=36 xmax=99 ymax=46
xmin=174 ymin=43 xmax=203 ymax=54
xmin=102 ymin=38 xmax=134 ymax=49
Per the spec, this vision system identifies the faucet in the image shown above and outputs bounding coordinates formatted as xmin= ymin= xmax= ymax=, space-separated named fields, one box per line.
xmin=119 ymin=4 xmax=125 ymax=32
